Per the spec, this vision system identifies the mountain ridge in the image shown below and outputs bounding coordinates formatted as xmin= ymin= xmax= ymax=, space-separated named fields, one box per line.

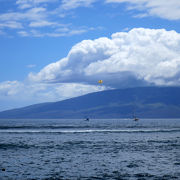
xmin=0 ymin=87 xmax=180 ymax=119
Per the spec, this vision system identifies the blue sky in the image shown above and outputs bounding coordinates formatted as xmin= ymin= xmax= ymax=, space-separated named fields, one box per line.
xmin=1 ymin=0 xmax=180 ymax=110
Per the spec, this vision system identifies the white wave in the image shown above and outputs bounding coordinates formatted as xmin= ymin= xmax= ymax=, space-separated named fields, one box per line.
xmin=0 ymin=128 xmax=180 ymax=133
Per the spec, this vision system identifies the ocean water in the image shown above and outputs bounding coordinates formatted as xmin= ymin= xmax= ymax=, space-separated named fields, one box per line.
xmin=0 ymin=118 xmax=180 ymax=180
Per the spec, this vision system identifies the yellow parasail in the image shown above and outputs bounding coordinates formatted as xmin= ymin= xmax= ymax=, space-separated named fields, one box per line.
xmin=98 ymin=80 xmax=103 ymax=84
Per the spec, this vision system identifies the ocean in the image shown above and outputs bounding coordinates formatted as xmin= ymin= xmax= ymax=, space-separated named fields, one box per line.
xmin=0 ymin=118 xmax=180 ymax=180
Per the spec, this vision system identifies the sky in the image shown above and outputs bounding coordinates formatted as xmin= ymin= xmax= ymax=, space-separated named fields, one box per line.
xmin=0 ymin=0 xmax=180 ymax=111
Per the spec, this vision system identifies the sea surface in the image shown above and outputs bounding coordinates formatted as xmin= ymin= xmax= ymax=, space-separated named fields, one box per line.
xmin=0 ymin=118 xmax=180 ymax=180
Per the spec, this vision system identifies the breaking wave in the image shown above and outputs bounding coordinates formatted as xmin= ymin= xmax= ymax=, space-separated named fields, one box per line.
xmin=0 ymin=128 xmax=180 ymax=134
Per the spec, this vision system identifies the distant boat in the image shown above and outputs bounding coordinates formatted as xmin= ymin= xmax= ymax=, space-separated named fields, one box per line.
xmin=133 ymin=114 xmax=139 ymax=121
xmin=134 ymin=117 xmax=139 ymax=121
xmin=85 ymin=117 xmax=89 ymax=121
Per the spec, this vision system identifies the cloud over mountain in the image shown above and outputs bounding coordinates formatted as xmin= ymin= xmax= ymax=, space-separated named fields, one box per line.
xmin=0 ymin=81 xmax=104 ymax=111
xmin=29 ymin=28 xmax=180 ymax=88
xmin=1 ymin=28 xmax=180 ymax=111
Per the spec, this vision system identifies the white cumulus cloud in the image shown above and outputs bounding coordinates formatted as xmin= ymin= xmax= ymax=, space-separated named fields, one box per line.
xmin=1 ymin=28 xmax=180 ymax=110
xmin=28 ymin=28 xmax=180 ymax=87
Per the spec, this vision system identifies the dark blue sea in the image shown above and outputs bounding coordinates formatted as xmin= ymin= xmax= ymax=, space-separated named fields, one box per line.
xmin=0 ymin=119 xmax=180 ymax=180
